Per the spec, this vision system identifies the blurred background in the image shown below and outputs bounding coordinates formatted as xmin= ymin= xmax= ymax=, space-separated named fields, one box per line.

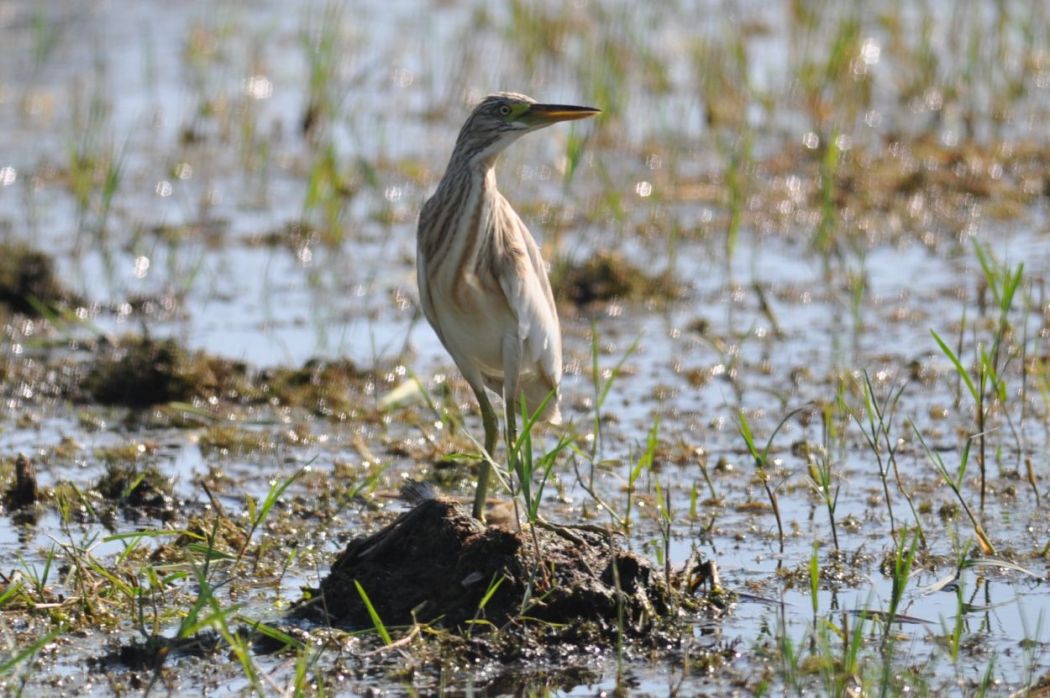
xmin=3 ymin=0 xmax=1047 ymax=371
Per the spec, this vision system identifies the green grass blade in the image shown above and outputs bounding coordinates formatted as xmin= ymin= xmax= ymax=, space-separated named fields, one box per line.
xmin=354 ymin=580 xmax=392 ymax=645
xmin=930 ymin=329 xmax=978 ymax=403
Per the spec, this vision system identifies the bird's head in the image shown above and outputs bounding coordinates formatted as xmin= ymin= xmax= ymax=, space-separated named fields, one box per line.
xmin=452 ymin=92 xmax=599 ymax=167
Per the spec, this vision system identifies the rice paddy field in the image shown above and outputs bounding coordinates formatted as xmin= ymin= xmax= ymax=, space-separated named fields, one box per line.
xmin=2 ymin=0 xmax=1050 ymax=694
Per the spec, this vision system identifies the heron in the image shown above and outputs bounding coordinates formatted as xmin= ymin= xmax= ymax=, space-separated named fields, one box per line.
xmin=416 ymin=92 xmax=599 ymax=521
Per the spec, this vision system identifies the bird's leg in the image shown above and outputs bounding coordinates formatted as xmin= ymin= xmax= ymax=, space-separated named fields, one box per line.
xmin=470 ymin=383 xmax=499 ymax=522
xmin=502 ymin=333 xmax=524 ymax=447
xmin=503 ymin=387 xmax=519 ymax=461
xmin=501 ymin=333 xmax=523 ymax=484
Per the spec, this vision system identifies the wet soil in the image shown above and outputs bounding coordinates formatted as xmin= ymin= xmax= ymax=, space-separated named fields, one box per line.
xmin=3 ymin=453 xmax=38 ymax=509
xmin=83 ymin=336 xmax=220 ymax=407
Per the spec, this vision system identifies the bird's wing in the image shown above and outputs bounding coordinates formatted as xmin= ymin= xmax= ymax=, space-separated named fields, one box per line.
xmin=416 ymin=197 xmax=448 ymax=346
xmin=494 ymin=207 xmax=562 ymax=390
xmin=416 ymin=252 xmax=441 ymax=339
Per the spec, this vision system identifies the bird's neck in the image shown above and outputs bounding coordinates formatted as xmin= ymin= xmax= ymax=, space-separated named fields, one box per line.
xmin=475 ymin=164 xmax=498 ymax=196
xmin=438 ymin=157 xmax=498 ymax=201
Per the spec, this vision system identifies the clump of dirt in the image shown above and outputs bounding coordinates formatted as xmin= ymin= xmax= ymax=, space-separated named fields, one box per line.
xmin=146 ymin=515 xmax=247 ymax=565
xmin=197 ymin=424 xmax=275 ymax=456
xmin=97 ymin=632 xmax=221 ymax=679
xmin=257 ymin=358 xmax=368 ymax=417
xmin=245 ymin=221 xmax=317 ymax=249
xmin=551 ymin=251 xmax=679 ymax=307
xmin=95 ymin=461 xmax=173 ymax=512
xmin=3 ymin=453 xmax=38 ymax=508
xmin=308 ymin=498 xmax=707 ymax=655
xmin=78 ymin=334 xmax=369 ymax=417
xmin=82 ymin=335 xmax=250 ymax=407
xmin=0 ymin=242 xmax=82 ymax=315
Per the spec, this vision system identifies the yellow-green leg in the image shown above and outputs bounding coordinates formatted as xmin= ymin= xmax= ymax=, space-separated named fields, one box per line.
xmin=501 ymin=335 xmax=522 ymax=492
xmin=471 ymin=386 xmax=499 ymax=521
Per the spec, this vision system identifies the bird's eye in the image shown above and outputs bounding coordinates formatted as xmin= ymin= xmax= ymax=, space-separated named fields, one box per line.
xmin=498 ymin=105 xmax=511 ymax=116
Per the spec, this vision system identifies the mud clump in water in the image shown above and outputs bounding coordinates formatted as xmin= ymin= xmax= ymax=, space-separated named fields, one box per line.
xmin=79 ymin=334 xmax=366 ymax=416
xmin=311 ymin=498 xmax=690 ymax=655
xmin=82 ymin=335 xmax=248 ymax=407
xmin=0 ymin=243 xmax=82 ymax=315
xmin=257 ymin=358 xmax=367 ymax=417
xmin=95 ymin=461 xmax=174 ymax=517
xmin=2 ymin=454 xmax=43 ymax=525
xmin=4 ymin=454 xmax=39 ymax=508
xmin=551 ymin=251 xmax=678 ymax=307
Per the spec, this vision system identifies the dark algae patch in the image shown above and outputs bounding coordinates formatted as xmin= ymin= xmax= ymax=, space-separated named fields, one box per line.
xmin=309 ymin=497 xmax=717 ymax=658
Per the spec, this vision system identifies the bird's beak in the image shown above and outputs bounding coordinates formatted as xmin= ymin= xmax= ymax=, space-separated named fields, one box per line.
xmin=523 ymin=103 xmax=601 ymax=126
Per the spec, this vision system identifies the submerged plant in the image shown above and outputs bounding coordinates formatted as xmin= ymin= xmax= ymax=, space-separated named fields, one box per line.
xmin=299 ymin=0 xmax=346 ymax=141
xmin=624 ymin=419 xmax=659 ymax=534
xmin=66 ymin=61 xmax=125 ymax=243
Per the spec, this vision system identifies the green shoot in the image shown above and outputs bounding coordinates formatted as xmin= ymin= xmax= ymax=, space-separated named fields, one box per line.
xmin=623 ymin=419 xmax=660 ymax=533
xmin=737 ymin=407 xmax=803 ymax=553
xmin=912 ymin=423 xmax=995 ymax=556
xmin=354 ymin=580 xmax=393 ymax=646
xmin=509 ymin=390 xmax=573 ymax=524
xmin=807 ymin=405 xmax=840 ymax=552
xmin=237 ymin=466 xmax=307 ymax=563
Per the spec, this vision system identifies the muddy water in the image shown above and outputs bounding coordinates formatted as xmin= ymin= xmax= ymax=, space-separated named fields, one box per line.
xmin=2 ymin=0 xmax=1050 ymax=694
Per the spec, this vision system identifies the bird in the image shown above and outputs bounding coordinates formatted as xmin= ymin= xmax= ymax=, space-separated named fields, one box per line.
xmin=416 ymin=92 xmax=599 ymax=521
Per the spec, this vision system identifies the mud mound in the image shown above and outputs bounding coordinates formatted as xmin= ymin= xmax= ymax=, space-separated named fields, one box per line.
xmin=550 ymin=251 xmax=679 ymax=307
xmin=80 ymin=334 xmax=365 ymax=413
xmin=83 ymin=336 xmax=203 ymax=407
xmin=313 ymin=498 xmax=680 ymax=644
xmin=0 ymin=243 xmax=81 ymax=315
xmin=81 ymin=335 xmax=254 ymax=408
